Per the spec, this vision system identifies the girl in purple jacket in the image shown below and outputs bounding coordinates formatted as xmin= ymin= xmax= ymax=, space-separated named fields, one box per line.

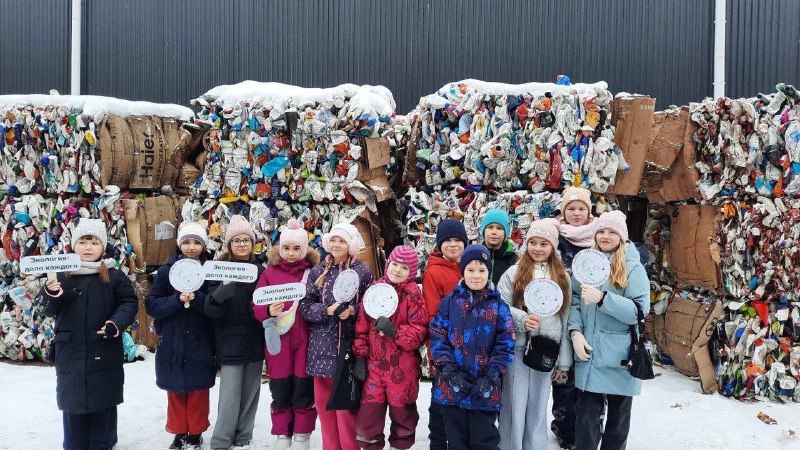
xmin=253 ymin=219 xmax=321 ymax=450
xmin=298 ymin=222 xmax=374 ymax=450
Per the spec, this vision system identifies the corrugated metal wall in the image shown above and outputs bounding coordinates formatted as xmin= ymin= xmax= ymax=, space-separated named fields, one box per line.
xmin=79 ymin=0 xmax=714 ymax=112
xmin=0 ymin=0 xmax=71 ymax=95
xmin=3 ymin=1 xmax=797 ymax=112
xmin=726 ymin=0 xmax=800 ymax=100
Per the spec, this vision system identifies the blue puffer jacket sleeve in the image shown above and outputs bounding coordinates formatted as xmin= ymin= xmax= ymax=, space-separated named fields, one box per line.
xmin=429 ymin=293 xmax=456 ymax=368
xmin=487 ymin=301 xmax=515 ymax=380
xmin=145 ymin=264 xmax=182 ymax=320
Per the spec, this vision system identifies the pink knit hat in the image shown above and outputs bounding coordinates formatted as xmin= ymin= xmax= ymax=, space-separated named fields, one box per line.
xmin=224 ymin=215 xmax=256 ymax=248
xmin=595 ymin=210 xmax=629 ymax=242
xmin=280 ymin=218 xmax=309 ymax=259
xmin=322 ymin=222 xmax=365 ymax=256
xmin=560 ymin=186 xmax=592 ymax=217
xmin=525 ymin=218 xmax=560 ymax=249
xmin=386 ymin=245 xmax=419 ymax=282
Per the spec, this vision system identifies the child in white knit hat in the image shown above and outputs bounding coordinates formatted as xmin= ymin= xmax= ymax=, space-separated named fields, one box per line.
xmin=298 ymin=221 xmax=375 ymax=449
xmin=145 ymin=221 xmax=216 ymax=450
xmin=40 ymin=218 xmax=138 ymax=449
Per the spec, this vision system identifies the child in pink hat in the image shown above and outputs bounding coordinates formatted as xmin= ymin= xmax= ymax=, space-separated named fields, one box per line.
xmin=253 ymin=219 xmax=321 ymax=450
xmin=353 ymin=246 xmax=429 ymax=450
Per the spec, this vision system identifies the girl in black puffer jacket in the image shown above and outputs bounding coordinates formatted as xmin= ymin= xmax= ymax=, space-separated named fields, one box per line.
xmin=41 ymin=219 xmax=137 ymax=450
xmin=146 ymin=221 xmax=218 ymax=450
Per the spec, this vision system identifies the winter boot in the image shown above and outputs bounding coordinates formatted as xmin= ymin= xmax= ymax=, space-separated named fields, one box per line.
xmin=168 ymin=434 xmax=186 ymax=450
xmin=290 ymin=433 xmax=311 ymax=450
xmin=274 ymin=435 xmax=292 ymax=450
xmin=185 ymin=434 xmax=203 ymax=450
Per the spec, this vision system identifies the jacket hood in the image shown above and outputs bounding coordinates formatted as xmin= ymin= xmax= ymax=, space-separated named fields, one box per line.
xmin=376 ymin=274 xmax=418 ymax=295
xmin=487 ymin=239 xmax=517 ymax=257
xmin=169 ymin=250 xmax=212 ymax=265
xmin=427 ymin=251 xmax=460 ymax=270
xmin=624 ymin=241 xmax=645 ymax=265
xmin=453 ymin=279 xmax=500 ymax=302
xmin=267 ymin=245 xmax=321 ymax=267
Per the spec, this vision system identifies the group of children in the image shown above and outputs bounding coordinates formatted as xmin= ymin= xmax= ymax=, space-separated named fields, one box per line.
xmin=41 ymin=186 xmax=650 ymax=450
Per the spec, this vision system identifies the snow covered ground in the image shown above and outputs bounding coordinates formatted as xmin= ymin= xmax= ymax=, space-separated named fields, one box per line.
xmin=1 ymin=357 xmax=799 ymax=450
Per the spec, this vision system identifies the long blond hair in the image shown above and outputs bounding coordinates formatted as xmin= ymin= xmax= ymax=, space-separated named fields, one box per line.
xmin=512 ymin=241 xmax=571 ymax=317
xmin=609 ymin=244 xmax=629 ymax=289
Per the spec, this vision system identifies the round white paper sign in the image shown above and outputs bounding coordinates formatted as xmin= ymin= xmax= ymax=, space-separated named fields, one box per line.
xmin=332 ymin=269 xmax=360 ymax=302
xmin=363 ymin=283 xmax=399 ymax=319
xmin=169 ymin=259 xmax=206 ymax=294
xmin=524 ymin=279 xmax=564 ymax=317
xmin=572 ymin=249 xmax=611 ymax=287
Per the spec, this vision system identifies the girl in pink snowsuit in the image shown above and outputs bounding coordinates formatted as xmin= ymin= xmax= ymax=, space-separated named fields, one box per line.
xmin=253 ymin=219 xmax=320 ymax=450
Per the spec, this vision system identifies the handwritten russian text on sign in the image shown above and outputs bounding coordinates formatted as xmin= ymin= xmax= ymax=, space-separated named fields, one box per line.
xmin=572 ymin=249 xmax=611 ymax=287
xmin=20 ymin=254 xmax=81 ymax=274
xmin=332 ymin=269 xmax=360 ymax=302
xmin=363 ymin=283 xmax=399 ymax=319
xmin=169 ymin=259 xmax=205 ymax=294
xmin=203 ymin=261 xmax=258 ymax=283
xmin=524 ymin=279 xmax=564 ymax=317
xmin=253 ymin=283 xmax=307 ymax=306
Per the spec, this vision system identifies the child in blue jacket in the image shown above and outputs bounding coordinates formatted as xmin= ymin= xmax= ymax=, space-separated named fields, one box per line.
xmin=429 ymin=245 xmax=515 ymax=450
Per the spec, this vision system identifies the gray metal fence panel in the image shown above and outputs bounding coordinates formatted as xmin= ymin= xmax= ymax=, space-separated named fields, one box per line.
xmin=726 ymin=0 xmax=800 ymax=100
xmin=3 ymin=0 xmax=718 ymax=112
xmin=0 ymin=0 xmax=71 ymax=95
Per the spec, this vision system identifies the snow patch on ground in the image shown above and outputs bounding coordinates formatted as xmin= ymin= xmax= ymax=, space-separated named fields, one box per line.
xmin=1 ymin=357 xmax=798 ymax=450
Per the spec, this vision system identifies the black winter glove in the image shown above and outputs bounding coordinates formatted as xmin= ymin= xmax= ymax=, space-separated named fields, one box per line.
xmin=332 ymin=302 xmax=350 ymax=317
xmin=353 ymin=357 xmax=368 ymax=382
xmin=210 ymin=282 xmax=237 ymax=304
xmin=374 ymin=316 xmax=397 ymax=338
xmin=441 ymin=364 xmax=475 ymax=394
xmin=471 ymin=376 xmax=496 ymax=399
xmin=99 ymin=321 xmax=119 ymax=339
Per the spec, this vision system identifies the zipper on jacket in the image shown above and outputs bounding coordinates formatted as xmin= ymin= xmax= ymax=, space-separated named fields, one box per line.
xmin=82 ymin=281 xmax=89 ymax=411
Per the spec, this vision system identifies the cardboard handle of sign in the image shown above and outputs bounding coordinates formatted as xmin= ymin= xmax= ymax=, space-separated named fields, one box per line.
xmin=47 ymin=273 xmax=57 ymax=282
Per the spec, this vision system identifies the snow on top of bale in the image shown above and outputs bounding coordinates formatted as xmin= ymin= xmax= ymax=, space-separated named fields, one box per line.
xmin=420 ymin=79 xmax=609 ymax=109
xmin=0 ymin=94 xmax=194 ymax=120
xmin=450 ymin=79 xmax=607 ymax=95
xmin=194 ymin=81 xmax=396 ymax=117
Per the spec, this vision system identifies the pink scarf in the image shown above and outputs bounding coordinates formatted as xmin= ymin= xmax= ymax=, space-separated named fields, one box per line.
xmin=559 ymin=220 xmax=596 ymax=247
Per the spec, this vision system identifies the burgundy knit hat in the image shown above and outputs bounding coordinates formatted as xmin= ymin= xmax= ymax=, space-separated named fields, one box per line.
xmin=387 ymin=245 xmax=419 ymax=282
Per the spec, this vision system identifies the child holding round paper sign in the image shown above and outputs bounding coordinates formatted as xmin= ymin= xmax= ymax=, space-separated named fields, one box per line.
xmin=496 ymin=218 xmax=572 ymax=450
xmin=252 ymin=219 xmax=321 ymax=450
xmin=352 ymin=245 xmax=429 ymax=450
xmin=145 ymin=221 xmax=217 ymax=450
xmin=568 ymin=210 xmax=650 ymax=450
xmin=40 ymin=218 xmax=138 ymax=450
xmin=299 ymin=222 xmax=374 ymax=450
xmin=204 ymin=215 xmax=266 ymax=450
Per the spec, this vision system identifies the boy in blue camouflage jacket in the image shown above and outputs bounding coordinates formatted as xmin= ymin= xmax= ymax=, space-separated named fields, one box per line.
xmin=429 ymin=244 xmax=515 ymax=450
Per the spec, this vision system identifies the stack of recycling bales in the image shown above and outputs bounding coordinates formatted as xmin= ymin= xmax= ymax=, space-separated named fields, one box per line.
xmin=0 ymin=94 xmax=196 ymax=361
xmin=641 ymin=83 xmax=800 ymax=402
xmin=400 ymin=79 xmax=629 ymax=266
xmin=183 ymin=81 xmax=401 ymax=275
